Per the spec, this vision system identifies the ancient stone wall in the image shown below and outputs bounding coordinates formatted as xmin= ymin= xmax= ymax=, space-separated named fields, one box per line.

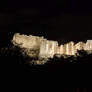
xmin=12 ymin=33 xmax=92 ymax=59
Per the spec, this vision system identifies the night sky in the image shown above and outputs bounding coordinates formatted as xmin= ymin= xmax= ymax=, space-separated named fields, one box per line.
xmin=0 ymin=0 xmax=92 ymax=47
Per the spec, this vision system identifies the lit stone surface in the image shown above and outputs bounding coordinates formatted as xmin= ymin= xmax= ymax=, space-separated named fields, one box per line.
xmin=75 ymin=42 xmax=86 ymax=51
xmin=86 ymin=40 xmax=92 ymax=50
xmin=39 ymin=40 xmax=58 ymax=58
xmin=12 ymin=33 xmax=44 ymax=49
xmin=12 ymin=33 xmax=92 ymax=64
xmin=60 ymin=45 xmax=63 ymax=55
xmin=69 ymin=42 xmax=75 ymax=55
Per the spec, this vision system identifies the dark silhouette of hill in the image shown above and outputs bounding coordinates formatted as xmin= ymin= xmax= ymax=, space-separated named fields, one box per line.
xmin=0 ymin=44 xmax=92 ymax=73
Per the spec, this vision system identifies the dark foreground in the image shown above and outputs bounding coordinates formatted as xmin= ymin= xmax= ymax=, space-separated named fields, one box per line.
xmin=0 ymin=45 xmax=92 ymax=73
xmin=0 ymin=44 xmax=92 ymax=89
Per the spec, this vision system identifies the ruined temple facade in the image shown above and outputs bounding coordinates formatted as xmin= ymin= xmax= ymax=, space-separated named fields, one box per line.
xmin=12 ymin=33 xmax=92 ymax=59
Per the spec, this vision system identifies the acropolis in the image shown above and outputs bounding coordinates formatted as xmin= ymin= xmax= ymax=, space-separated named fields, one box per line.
xmin=12 ymin=33 xmax=92 ymax=64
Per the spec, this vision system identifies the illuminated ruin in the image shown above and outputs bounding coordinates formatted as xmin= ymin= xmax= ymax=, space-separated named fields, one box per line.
xmin=12 ymin=33 xmax=92 ymax=64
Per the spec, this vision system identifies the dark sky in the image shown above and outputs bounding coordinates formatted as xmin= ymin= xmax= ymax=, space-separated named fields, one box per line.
xmin=0 ymin=0 xmax=92 ymax=47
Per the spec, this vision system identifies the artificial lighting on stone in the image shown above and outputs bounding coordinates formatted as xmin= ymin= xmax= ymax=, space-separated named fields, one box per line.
xmin=12 ymin=33 xmax=92 ymax=65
